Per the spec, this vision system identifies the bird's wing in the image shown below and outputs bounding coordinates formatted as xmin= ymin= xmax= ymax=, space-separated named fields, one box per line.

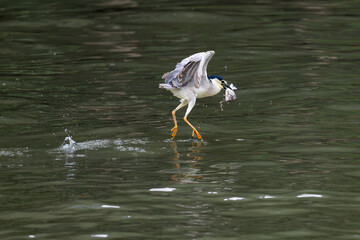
xmin=162 ymin=51 xmax=215 ymax=88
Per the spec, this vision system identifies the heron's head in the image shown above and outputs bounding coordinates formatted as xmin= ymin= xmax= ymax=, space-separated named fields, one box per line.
xmin=208 ymin=75 xmax=232 ymax=90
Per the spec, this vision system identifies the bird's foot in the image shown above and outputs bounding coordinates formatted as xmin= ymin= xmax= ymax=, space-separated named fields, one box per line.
xmin=170 ymin=126 xmax=178 ymax=140
xmin=192 ymin=129 xmax=203 ymax=141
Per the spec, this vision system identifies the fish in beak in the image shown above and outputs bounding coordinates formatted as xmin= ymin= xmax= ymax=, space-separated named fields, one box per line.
xmin=224 ymin=83 xmax=237 ymax=102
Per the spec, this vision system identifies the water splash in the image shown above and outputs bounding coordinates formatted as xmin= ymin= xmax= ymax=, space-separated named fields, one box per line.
xmin=0 ymin=150 xmax=25 ymax=157
xmin=61 ymin=136 xmax=77 ymax=152
xmin=56 ymin=135 xmax=148 ymax=154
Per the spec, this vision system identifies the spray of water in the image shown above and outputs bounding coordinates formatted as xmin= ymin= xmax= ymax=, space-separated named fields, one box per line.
xmin=57 ymin=129 xmax=148 ymax=154
xmin=61 ymin=131 xmax=76 ymax=151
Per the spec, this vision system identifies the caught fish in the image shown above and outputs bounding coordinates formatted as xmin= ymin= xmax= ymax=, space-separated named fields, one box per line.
xmin=225 ymin=83 xmax=237 ymax=102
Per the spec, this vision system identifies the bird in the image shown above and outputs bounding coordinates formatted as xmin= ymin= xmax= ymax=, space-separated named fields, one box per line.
xmin=159 ymin=50 xmax=233 ymax=141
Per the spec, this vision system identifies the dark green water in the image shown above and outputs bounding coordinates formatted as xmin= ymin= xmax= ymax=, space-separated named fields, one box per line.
xmin=2 ymin=0 xmax=360 ymax=239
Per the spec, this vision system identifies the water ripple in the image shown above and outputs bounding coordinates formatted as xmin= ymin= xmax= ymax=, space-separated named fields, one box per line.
xmin=149 ymin=187 xmax=176 ymax=192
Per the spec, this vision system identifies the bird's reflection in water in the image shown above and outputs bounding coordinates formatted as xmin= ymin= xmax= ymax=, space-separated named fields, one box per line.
xmin=170 ymin=141 xmax=203 ymax=183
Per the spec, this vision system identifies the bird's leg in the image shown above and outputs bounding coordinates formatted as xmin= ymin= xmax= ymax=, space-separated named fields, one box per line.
xmin=185 ymin=118 xmax=202 ymax=141
xmin=170 ymin=100 xmax=188 ymax=140
xmin=183 ymin=99 xmax=203 ymax=141
xmin=191 ymin=129 xmax=198 ymax=138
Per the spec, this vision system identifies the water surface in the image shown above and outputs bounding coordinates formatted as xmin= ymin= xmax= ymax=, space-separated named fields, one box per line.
xmin=1 ymin=0 xmax=360 ymax=239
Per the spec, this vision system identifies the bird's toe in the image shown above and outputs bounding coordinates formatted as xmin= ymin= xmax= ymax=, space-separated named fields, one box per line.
xmin=192 ymin=129 xmax=202 ymax=141
xmin=170 ymin=126 xmax=178 ymax=139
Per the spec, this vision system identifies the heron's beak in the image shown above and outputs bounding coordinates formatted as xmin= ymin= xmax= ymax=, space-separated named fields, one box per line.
xmin=222 ymin=83 xmax=232 ymax=90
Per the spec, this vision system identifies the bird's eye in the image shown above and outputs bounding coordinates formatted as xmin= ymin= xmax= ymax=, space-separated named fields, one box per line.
xmin=221 ymin=80 xmax=225 ymax=84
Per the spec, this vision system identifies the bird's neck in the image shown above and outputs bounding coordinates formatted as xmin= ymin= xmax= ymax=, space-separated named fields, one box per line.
xmin=196 ymin=80 xmax=222 ymax=98
xmin=213 ymin=79 xmax=223 ymax=91
xmin=208 ymin=80 xmax=222 ymax=96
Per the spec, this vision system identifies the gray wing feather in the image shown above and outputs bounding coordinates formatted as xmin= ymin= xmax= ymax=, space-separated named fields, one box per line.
xmin=162 ymin=51 xmax=215 ymax=89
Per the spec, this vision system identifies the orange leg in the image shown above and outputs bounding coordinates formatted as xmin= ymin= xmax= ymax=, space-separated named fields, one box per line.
xmin=184 ymin=117 xmax=202 ymax=141
xmin=170 ymin=100 xmax=187 ymax=140
xmin=182 ymin=98 xmax=202 ymax=141
xmin=170 ymin=109 xmax=178 ymax=140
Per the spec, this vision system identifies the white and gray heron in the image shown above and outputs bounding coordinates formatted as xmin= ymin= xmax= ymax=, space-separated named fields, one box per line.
xmin=159 ymin=50 xmax=233 ymax=141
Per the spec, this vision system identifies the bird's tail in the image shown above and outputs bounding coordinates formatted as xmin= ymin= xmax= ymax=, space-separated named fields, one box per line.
xmin=159 ymin=84 xmax=174 ymax=90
